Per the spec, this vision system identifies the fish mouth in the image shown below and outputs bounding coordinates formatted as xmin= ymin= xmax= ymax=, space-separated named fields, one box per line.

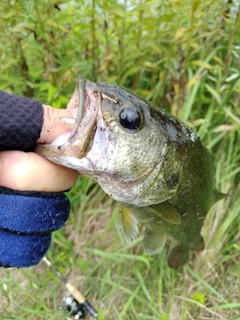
xmin=35 ymin=76 xmax=101 ymax=162
xmin=68 ymin=75 xmax=86 ymax=141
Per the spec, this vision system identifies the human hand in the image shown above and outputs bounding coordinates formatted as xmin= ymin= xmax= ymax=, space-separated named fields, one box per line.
xmin=0 ymin=105 xmax=78 ymax=192
xmin=0 ymin=101 xmax=79 ymax=268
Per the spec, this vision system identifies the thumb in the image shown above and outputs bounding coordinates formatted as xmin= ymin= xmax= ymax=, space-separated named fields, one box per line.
xmin=38 ymin=105 xmax=77 ymax=144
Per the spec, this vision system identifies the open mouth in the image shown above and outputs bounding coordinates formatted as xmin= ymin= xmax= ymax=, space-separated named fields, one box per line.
xmin=35 ymin=76 xmax=101 ymax=161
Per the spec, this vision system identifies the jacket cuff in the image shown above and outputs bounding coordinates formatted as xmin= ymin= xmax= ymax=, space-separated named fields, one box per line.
xmin=0 ymin=187 xmax=70 ymax=268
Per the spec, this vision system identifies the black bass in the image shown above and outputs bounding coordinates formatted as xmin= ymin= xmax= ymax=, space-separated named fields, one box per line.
xmin=36 ymin=76 xmax=225 ymax=268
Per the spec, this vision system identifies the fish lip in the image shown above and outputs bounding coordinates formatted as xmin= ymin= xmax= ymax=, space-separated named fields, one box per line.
xmin=68 ymin=75 xmax=86 ymax=140
xmin=59 ymin=78 xmax=101 ymax=158
xmin=36 ymin=76 xmax=102 ymax=161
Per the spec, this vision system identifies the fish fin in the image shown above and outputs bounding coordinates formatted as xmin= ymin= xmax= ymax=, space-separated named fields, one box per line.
xmin=213 ymin=189 xmax=228 ymax=204
xmin=149 ymin=201 xmax=181 ymax=225
xmin=119 ymin=205 xmax=139 ymax=243
xmin=167 ymin=244 xmax=190 ymax=268
xmin=190 ymin=234 xmax=205 ymax=251
xmin=143 ymin=228 xmax=166 ymax=255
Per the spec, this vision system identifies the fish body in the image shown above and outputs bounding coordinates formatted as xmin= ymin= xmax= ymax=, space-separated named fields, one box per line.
xmin=36 ymin=77 xmax=225 ymax=268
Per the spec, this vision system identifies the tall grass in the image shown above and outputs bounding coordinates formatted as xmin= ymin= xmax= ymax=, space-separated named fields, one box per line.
xmin=0 ymin=0 xmax=239 ymax=319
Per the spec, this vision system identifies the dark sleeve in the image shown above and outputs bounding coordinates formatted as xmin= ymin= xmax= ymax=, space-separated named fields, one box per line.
xmin=0 ymin=90 xmax=44 ymax=151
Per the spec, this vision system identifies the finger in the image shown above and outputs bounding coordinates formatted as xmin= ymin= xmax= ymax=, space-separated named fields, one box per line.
xmin=38 ymin=106 xmax=75 ymax=144
xmin=0 ymin=151 xmax=78 ymax=192
xmin=39 ymin=105 xmax=78 ymax=144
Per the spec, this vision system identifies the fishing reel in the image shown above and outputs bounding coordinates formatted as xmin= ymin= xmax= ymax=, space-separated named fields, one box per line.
xmin=61 ymin=293 xmax=86 ymax=319
xmin=42 ymin=257 xmax=98 ymax=319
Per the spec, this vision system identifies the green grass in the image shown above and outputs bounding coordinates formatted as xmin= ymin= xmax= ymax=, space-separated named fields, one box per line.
xmin=0 ymin=0 xmax=239 ymax=319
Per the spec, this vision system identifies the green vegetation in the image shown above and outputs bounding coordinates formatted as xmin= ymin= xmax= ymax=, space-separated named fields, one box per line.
xmin=0 ymin=0 xmax=239 ymax=319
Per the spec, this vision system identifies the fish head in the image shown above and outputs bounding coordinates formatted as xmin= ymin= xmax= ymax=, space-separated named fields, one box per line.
xmin=36 ymin=76 xmax=181 ymax=206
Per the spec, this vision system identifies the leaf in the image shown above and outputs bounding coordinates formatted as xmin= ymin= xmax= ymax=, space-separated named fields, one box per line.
xmin=205 ymin=83 xmax=222 ymax=104
xmin=212 ymin=303 xmax=240 ymax=310
xmin=191 ymin=291 xmax=206 ymax=305
xmin=143 ymin=61 xmax=155 ymax=68
xmin=213 ymin=55 xmax=223 ymax=65
xmin=191 ymin=60 xmax=212 ymax=69
xmin=213 ymin=125 xmax=236 ymax=132
xmin=225 ymin=73 xmax=240 ymax=82
xmin=187 ymin=71 xmax=208 ymax=88
xmin=46 ymin=20 xmax=68 ymax=32
xmin=12 ymin=22 xmax=35 ymax=33
xmin=114 ymin=7 xmax=125 ymax=18
xmin=172 ymin=27 xmax=188 ymax=41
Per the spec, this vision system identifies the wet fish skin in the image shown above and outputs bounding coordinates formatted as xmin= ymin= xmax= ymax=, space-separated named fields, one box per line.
xmin=36 ymin=77 xmax=225 ymax=268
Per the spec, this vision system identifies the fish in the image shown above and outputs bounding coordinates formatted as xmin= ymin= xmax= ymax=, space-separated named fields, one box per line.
xmin=36 ymin=76 xmax=226 ymax=268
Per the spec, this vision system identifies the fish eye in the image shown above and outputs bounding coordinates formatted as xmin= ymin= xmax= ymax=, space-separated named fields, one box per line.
xmin=119 ymin=108 xmax=141 ymax=130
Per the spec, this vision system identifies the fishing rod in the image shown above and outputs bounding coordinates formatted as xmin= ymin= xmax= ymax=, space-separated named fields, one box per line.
xmin=42 ymin=256 xmax=98 ymax=319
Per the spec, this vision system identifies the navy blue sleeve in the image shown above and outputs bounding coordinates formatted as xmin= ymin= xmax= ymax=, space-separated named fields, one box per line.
xmin=0 ymin=187 xmax=70 ymax=268
xmin=0 ymin=91 xmax=71 ymax=268
xmin=0 ymin=90 xmax=43 ymax=151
